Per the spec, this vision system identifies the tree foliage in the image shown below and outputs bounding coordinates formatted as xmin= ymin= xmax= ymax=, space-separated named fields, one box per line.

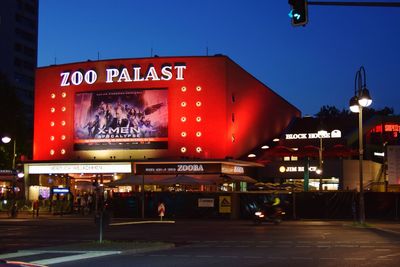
xmin=315 ymin=105 xmax=395 ymax=120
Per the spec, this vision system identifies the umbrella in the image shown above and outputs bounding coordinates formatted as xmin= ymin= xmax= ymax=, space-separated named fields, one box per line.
xmin=107 ymin=175 xmax=172 ymax=186
xmin=156 ymin=175 xmax=215 ymax=185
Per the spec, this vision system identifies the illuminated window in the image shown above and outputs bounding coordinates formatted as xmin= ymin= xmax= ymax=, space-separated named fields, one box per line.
xmin=284 ymin=156 xmax=290 ymax=161
xmin=50 ymin=107 xmax=55 ymax=113
xmin=196 ymin=86 xmax=202 ymax=92
xmin=61 ymin=135 xmax=66 ymax=140
xmin=61 ymin=149 xmax=66 ymax=155
xmin=181 ymin=116 xmax=187 ymax=122
xmin=196 ymin=116 xmax=201 ymax=122
xmin=50 ymin=136 xmax=55 ymax=141
xmin=50 ymin=149 xmax=55 ymax=155
xmin=196 ymin=131 xmax=202 ymax=137
xmin=61 ymin=120 xmax=66 ymax=126
xmin=181 ymin=132 xmax=187 ymax=137
xmin=181 ymin=86 xmax=187 ymax=92
xmin=50 ymin=121 xmax=55 ymax=127
xmin=61 ymin=92 xmax=67 ymax=98
xmin=195 ymin=101 xmax=202 ymax=107
xmin=196 ymin=147 xmax=202 ymax=153
xmin=180 ymin=147 xmax=187 ymax=153
xmin=181 ymin=101 xmax=187 ymax=107
xmin=61 ymin=107 xmax=66 ymax=112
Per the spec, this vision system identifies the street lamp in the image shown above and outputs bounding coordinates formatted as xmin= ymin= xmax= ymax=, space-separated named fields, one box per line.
xmin=1 ymin=136 xmax=18 ymax=217
xmin=317 ymin=129 xmax=328 ymax=190
xmin=349 ymin=66 xmax=372 ymax=225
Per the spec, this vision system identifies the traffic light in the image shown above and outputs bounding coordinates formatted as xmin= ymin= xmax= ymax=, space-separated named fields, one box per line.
xmin=289 ymin=0 xmax=308 ymax=26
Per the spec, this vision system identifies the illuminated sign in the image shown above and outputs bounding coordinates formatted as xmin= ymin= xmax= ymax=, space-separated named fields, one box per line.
xmin=279 ymin=165 xmax=318 ymax=173
xmin=60 ymin=63 xmax=187 ymax=86
xmin=285 ymin=130 xmax=341 ymax=140
xmin=28 ymin=163 xmax=132 ymax=174
xmin=136 ymin=163 xmax=221 ymax=175
xmin=74 ymin=89 xmax=168 ymax=150
xmin=221 ymin=164 xmax=245 ymax=174
xmin=52 ymin=188 xmax=70 ymax=194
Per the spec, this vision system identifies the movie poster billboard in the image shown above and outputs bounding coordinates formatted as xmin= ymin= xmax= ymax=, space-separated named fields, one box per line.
xmin=74 ymin=89 xmax=168 ymax=150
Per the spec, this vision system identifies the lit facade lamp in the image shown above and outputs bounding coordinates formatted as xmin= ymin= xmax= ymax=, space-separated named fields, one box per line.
xmin=349 ymin=66 xmax=372 ymax=225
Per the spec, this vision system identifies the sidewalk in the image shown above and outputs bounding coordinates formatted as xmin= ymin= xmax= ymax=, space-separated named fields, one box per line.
xmin=0 ymin=210 xmax=93 ymax=220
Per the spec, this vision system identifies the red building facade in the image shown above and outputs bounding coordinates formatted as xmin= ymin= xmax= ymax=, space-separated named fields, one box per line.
xmin=33 ymin=55 xmax=300 ymax=162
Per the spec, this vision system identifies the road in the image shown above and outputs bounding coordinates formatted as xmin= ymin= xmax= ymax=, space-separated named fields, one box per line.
xmin=1 ymin=216 xmax=400 ymax=266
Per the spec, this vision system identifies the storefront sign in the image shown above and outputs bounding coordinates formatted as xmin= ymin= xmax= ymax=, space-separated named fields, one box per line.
xmin=52 ymin=188 xmax=69 ymax=194
xmin=28 ymin=163 xmax=132 ymax=174
xmin=279 ymin=166 xmax=318 ymax=173
xmin=285 ymin=130 xmax=341 ymax=140
xmin=198 ymin=198 xmax=215 ymax=208
xmin=60 ymin=63 xmax=187 ymax=86
xmin=136 ymin=163 xmax=221 ymax=175
xmin=219 ymin=196 xmax=231 ymax=213
xmin=221 ymin=164 xmax=245 ymax=175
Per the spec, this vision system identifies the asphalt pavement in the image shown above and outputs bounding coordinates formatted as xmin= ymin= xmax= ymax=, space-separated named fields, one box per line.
xmin=1 ymin=210 xmax=400 ymax=266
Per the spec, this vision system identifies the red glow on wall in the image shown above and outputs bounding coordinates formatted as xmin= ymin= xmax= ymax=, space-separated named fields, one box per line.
xmin=33 ymin=56 xmax=300 ymax=161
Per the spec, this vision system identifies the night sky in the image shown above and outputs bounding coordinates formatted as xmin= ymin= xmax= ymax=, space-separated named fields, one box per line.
xmin=38 ymin=0 xmax=400 ymax=116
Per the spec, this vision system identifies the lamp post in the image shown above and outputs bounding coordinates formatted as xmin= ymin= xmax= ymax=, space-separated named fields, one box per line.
xmin=317 ymin=130 xmax=328 ymax=190
xmin=1 ymin=136 xmax=18 ymax=217
xmin=349 ymin=66 xmax=372 ymax=225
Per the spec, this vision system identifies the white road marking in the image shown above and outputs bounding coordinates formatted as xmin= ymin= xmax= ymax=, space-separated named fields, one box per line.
xmin=0 ymin=251 xmax=42 ymax=259
xmin=31 ymin=251 xmax=121 ymax=265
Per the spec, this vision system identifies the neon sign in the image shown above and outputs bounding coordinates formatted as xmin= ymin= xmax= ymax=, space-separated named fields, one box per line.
xmin=60 ymin=63 xmax=187 ymax=86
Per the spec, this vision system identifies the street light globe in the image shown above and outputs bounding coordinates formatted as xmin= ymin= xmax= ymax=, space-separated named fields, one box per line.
xmin=316 ymin=168 xmax=322 ymax=175
xmin=17 ymin=172 xmax=24 ymax=178
xmin=358 ymin=88 xmax=372 ymax=107
xmin=1 ymin=136 xmax=11 ymax=144
xmin=349 ymin=96 xmax=360 ymax=113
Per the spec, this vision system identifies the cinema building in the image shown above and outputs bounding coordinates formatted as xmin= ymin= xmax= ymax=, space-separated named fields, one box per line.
xmin=22 ymin=55 xmax=300 ymax=201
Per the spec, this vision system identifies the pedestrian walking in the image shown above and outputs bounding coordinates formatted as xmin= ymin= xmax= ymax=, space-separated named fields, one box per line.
xmin=32 ymin=200 xmax=39 ymax=218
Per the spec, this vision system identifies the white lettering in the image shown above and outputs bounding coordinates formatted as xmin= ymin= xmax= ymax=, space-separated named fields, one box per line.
xmin=106 ymin=68 xmax=119 ymax=83
xmin=174 ymin=65 xmax=186 ymax=80
xmin=177 ymin=164 xmax=204 ymax=172
xmin=85 ymin=70 xmax=97 ymax=84
xmin=71 ymin=71 xmax=84 ymax=85
xmin=233 ymin=166 xmax=244 ymax=173
xmin=60 ymin=72 xmax=70 ymax=86
xmin=118 ymin=68 xmax=132 ymax=82
xmin=161 ymin=65 xmax=173 ymax=80
xmin=145 ymin=66 xmax=160 ymax=81
xmin=133 ymin=67 xmax=144 ymax=81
